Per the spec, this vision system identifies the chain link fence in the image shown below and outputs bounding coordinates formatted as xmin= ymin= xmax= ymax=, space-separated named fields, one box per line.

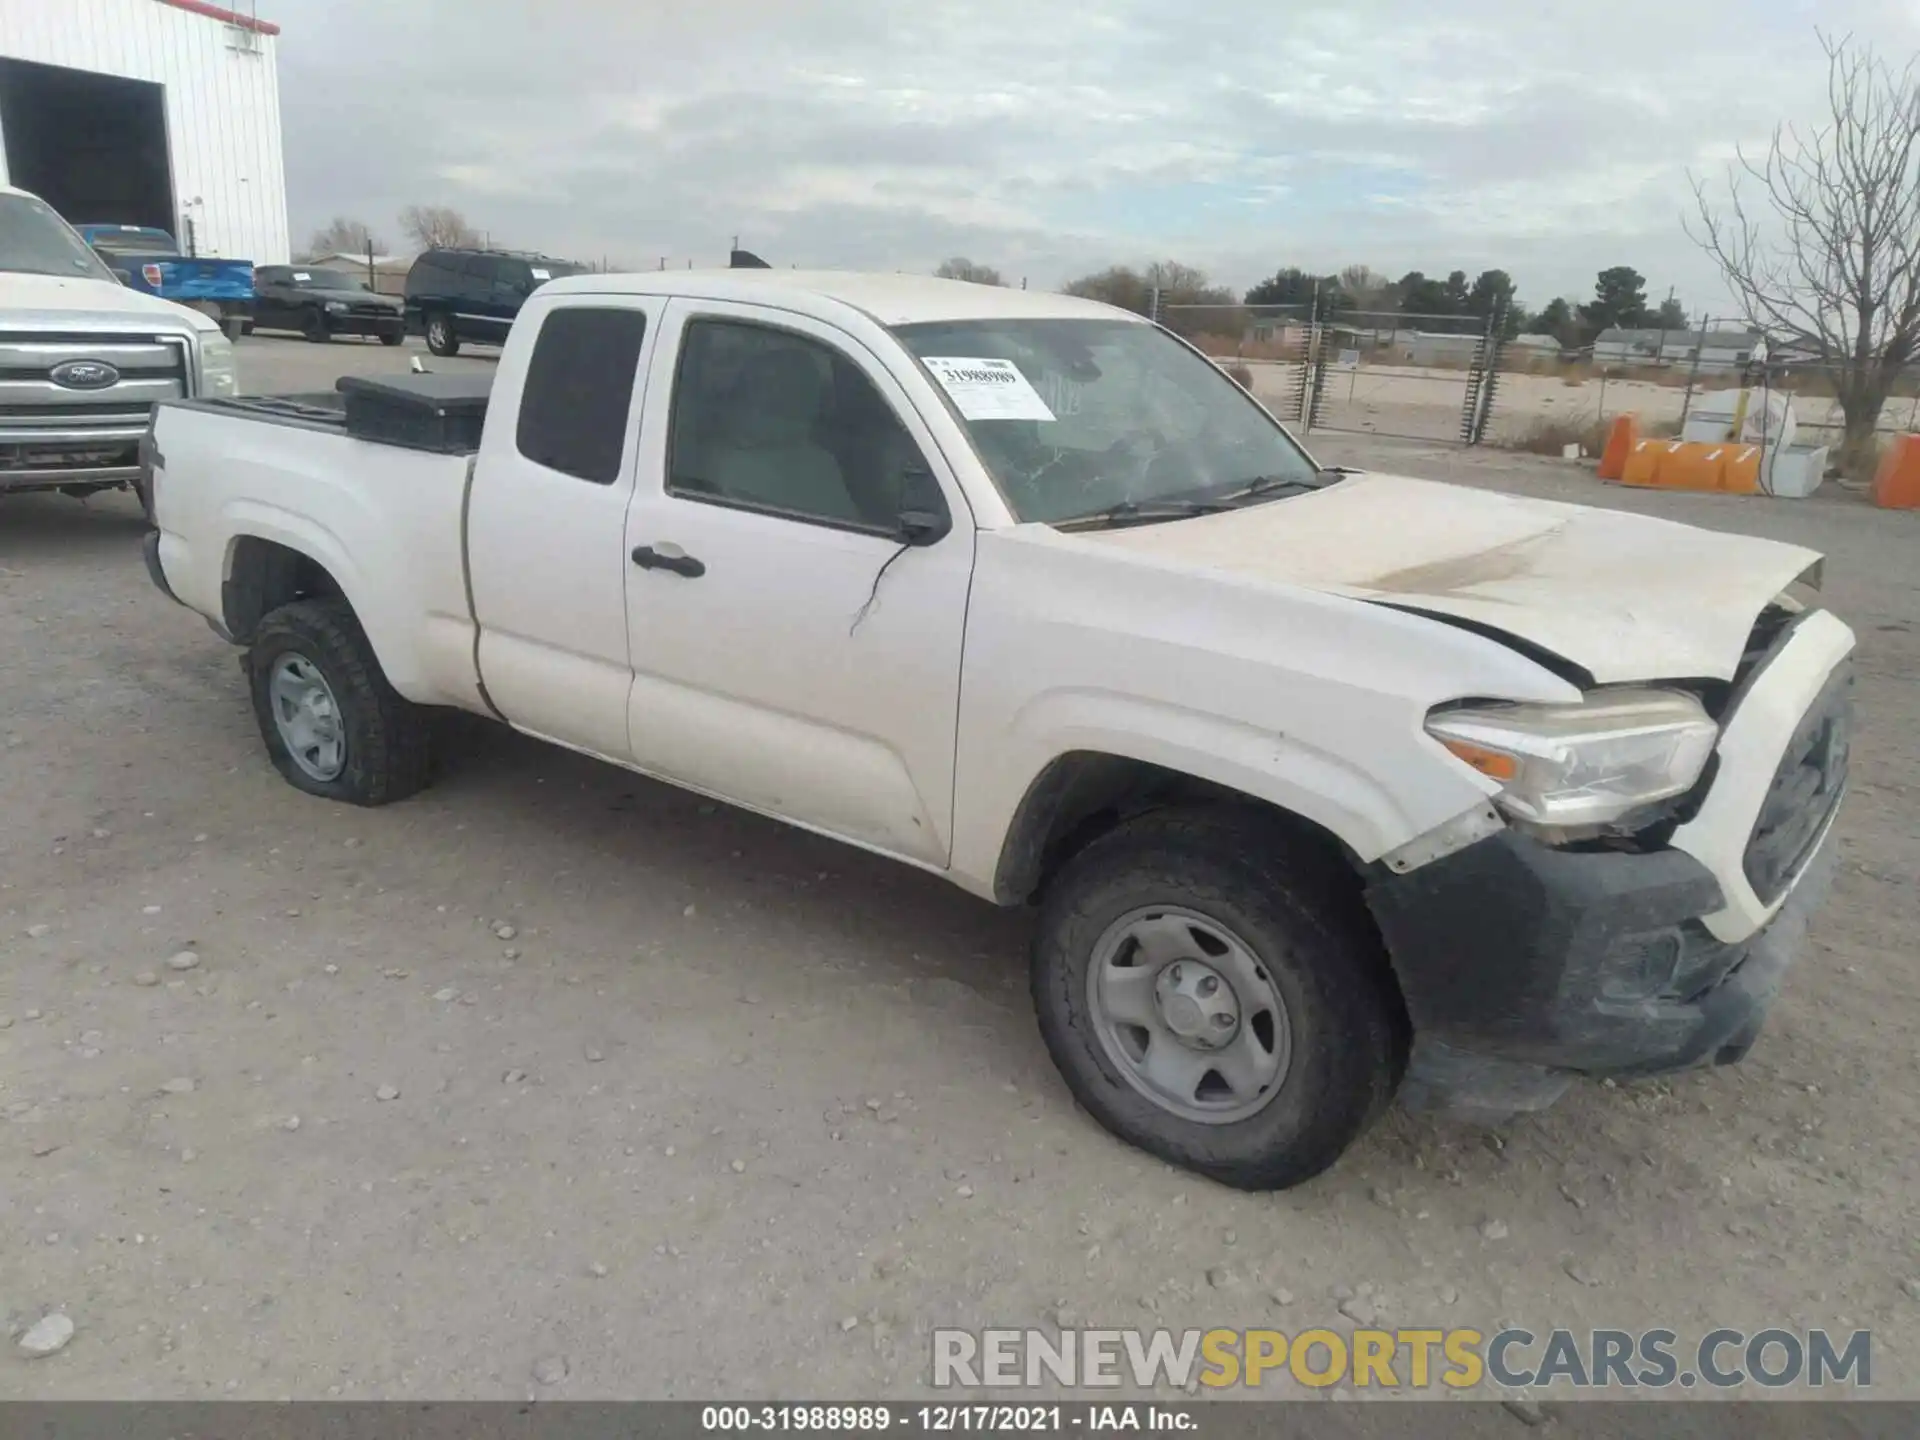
xmin=1156 ymin=292 xmax=1509 ymax=446
xmin=1554 ymin=319 xmax=1920 ymax=455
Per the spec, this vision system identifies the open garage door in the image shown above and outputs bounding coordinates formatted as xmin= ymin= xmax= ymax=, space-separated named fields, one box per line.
xmin=0 ymin=57 xmax=175 ymax=238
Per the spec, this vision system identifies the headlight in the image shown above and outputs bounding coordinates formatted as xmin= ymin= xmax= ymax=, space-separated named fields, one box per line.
xmin=1425 ymin=688 xmax=1718 ymax=829
xmin=196 ymin=330 xmax=238 ymax=398
xmin=326 ymin=300 xmax=349 ymax=314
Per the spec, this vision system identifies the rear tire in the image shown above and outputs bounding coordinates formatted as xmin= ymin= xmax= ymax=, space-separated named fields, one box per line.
xmin=1031 ymin=807 xmax=1407 ymax=1190
xmin=246 ymin=599 xmax=432 ymax=806
xmin=424 ymin=313 xmax=460 ymax=356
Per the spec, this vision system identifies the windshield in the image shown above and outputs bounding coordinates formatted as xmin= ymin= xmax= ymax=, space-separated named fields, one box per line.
xmin=86 ymin=227 xmax=179 ymax=257
xmin=892 ymin=317 xmax=1322 ymax=524
xmin=289 ymin=269 xmax=366 ymax=290
xmin=0 ymin=195 xmax=120 ymax=282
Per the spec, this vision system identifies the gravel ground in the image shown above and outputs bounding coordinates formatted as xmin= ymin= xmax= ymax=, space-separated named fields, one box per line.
xmin=2 ymin=336 xmax=1917 ymax=1405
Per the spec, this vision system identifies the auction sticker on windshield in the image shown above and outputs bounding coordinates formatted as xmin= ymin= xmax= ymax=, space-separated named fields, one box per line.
xmin=921 ymin=357 xmax=1057 ymax=422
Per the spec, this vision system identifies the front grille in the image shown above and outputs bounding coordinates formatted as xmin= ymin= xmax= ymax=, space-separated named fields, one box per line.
xmin=1743 ymin=659 xmax=1853 ymax=903
xmin=0 ymin=332 xmax=189 ymax=439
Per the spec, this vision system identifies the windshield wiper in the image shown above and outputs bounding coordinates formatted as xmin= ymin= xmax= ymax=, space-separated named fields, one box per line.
xmin=1052 ymin=497 xmax=1234 ymax=532
xmin=1217 ymin=467 xmax=1354 ymax=503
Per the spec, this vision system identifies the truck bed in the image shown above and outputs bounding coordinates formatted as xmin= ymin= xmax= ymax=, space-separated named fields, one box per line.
xmin=180 ymin=371 xmax=494 ymax=455
xmin=148 ymin=389 xmax=487 ymax=713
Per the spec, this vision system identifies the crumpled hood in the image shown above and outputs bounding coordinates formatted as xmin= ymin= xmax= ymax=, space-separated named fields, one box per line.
xmin=0 ymin=271 xmax=213 ymax=332
xmin=1076 ymin=472 xmax=1822 ymax=683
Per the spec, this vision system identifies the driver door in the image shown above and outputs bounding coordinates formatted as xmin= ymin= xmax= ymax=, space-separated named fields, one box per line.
xmin=619 ymin=301 xmax=974 ymax=865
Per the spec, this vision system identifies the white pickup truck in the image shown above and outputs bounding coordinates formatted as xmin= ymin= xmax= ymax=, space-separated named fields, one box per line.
xmin=142 ymin=271 xmax=1854 ymax=1189
xmin=2 ymin=185 xmax=238 ymax=496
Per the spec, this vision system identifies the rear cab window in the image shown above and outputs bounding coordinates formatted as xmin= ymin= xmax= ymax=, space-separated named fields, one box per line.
xmin=515 ymin=306 xmax=649 ymax=484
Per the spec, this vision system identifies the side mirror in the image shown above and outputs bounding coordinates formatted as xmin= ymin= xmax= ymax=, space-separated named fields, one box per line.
xmin=897 ymin=509 xmax=950 ymax=546
xmin=896 ymin=461 xmax=950 ymax=545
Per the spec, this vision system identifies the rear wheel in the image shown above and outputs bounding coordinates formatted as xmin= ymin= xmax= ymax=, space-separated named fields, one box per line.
xmin=1031 ymin=808 xmax=1407 ymax=1190
xmin=246 ymin=599 xmax=432 ymax=806
xmin=424 ymin=312 xmax=460 ymax=356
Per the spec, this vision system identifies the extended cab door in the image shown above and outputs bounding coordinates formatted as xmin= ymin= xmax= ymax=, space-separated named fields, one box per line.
xmin=621 ymin=301 xmax=974 ymax=865
xmin=466 ymin=294 xmax=664 ymax=759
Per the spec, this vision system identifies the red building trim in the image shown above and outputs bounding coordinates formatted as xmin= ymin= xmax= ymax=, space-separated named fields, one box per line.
xmin=153 ymin=0 xmax=282 ymax=36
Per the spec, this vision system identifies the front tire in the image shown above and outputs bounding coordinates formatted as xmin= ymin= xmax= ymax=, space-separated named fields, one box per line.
xmin=424 ymin=313 xmax=460 ymax=356
xmin=303 ymin=307 xmax=332 ymax=344
xmin=380 ymin=328 xmax=404 ymax=347
xmin=1031 ymin=808 xmax=1407 ymax=1190
xmin=246 ymin=599 xmax=432 ymax=806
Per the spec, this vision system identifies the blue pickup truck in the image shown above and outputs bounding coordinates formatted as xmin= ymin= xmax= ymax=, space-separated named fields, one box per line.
xmin=76 ymin=224 xmax=254 ymax=338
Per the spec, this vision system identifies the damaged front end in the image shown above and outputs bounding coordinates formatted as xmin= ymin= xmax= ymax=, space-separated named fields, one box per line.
xmin=1364 ymin=598 xmax=1855 ymax=1122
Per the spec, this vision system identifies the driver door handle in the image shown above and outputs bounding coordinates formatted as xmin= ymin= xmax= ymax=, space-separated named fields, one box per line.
xmin=631 ymin=544 xmax=706 ymax=578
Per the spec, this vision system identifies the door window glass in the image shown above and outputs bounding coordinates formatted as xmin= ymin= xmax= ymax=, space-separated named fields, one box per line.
xmin=667 ymin=318 xmax=939 ymax=532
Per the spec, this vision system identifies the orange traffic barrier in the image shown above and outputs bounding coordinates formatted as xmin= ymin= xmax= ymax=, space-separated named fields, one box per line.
xmin=1873 ymin=433 xmax=1920 ymax=509
xmin=1720 ymin=445 xmax=1763 ymax=495
xmin=1596 ymin=413 xmax=1640 ymax=480
xmin=1658 ymin=444 xmax=1728 ymax=493
xmin=1619 ymin=439 xmax=1682 ymax=487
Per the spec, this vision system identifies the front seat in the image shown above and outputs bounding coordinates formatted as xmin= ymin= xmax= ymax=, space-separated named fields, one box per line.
xmin=706 ymin=347 xmax=861 ymax=523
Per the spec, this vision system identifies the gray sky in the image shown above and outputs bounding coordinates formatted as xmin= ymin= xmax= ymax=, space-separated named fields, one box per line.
xmin=268 ymin=0 xmax=1920 ymax=316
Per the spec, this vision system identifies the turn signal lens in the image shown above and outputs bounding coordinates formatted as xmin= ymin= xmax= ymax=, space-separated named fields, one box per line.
xmin=1436 ymin=737 xmax=1520 ymax=781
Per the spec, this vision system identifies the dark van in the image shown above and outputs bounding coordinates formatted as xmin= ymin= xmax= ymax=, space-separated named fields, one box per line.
xmin=403 ymin=248 xmax=587 ymax=356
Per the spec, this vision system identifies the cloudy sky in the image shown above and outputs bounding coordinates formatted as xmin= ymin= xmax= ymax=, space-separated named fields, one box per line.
xmin=267 ymin=0 xmax=1920 ymax=315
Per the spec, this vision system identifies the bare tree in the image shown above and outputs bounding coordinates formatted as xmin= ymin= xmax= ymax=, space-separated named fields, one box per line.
xmin=1689 ymin=32 xmax=1920 ymax=474
xmin=1064 ymin=261 xmax=1234 ymax=313
xmin=305 ymin=216 xmax=386 ymax=260
xmin=400 ymin=204 xmax=481 ymax=252
xmin=1337 ymin=263 xmax=1395 ymax=311
xmin=934 ymin=257 xmax=1005 ymax=286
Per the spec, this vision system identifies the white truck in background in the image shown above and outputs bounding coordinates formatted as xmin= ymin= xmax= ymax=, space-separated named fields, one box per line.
xmin=140 ymin=270 xmax=1853 ymax=1188
xmin=1 ymin=185 xmax=237 ymax=498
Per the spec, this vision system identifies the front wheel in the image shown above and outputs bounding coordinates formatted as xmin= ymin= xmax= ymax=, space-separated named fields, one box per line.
xmin=379 ymin=328 xmax=404 ymax=347
xmin=424 ymin=313 xmax=460 ymax=356
xmin=246 ymin=599 xmax=432 ymax=806
xmin=303 ymin=308 xmax=332 ymax=344
xmin=1031 ymin=808 xmax=1407 ymax=1190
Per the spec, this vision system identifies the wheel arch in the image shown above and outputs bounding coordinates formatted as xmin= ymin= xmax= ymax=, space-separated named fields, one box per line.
xmin=220 ymin=530 xmax=424 ymax=698
xmin=991 ymin=750 xmax=1370 ymax=907
xmin=223 ymin=533 xmax=347 ymax=643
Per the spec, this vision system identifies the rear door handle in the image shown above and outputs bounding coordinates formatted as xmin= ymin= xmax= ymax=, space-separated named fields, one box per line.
xmin=631 ymin=544 xmax=706 ymax=578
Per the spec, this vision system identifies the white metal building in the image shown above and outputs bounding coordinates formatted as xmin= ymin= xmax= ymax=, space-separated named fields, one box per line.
xmin=0 ymin=0 xmax=288 ymax=264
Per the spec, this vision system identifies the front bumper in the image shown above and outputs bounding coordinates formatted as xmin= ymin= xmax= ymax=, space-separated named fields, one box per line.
xmin=1368 ymin=803 xmax=1840 ymax=1120
xmin=1369 ymin=602 xmax=1854 ymax=1120
xmin=1 ymin=457 xmax=141 ymax=492
xmin=325 ymin=311 xmax=404 ymax=337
